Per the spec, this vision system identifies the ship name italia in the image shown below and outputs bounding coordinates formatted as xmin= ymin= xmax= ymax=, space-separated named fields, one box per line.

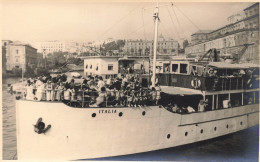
xmin=99 ymin=109 xmax=117 ymax=114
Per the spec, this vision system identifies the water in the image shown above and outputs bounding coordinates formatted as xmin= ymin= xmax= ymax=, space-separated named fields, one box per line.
xmin=2 ymin=77 xmax=259 ymax=161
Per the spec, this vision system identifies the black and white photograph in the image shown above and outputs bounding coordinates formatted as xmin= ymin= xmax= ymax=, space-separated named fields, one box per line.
xmin=1 ymin=0 xmax=259 ymax=161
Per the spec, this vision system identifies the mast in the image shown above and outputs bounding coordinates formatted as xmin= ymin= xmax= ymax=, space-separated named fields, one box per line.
xmin=152 ymin=2 xmax=159 ymax=87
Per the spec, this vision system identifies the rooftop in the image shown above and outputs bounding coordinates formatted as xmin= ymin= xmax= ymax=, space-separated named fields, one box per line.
xmin=243 ymin=2 xmax=259 ymax=11
xmin=191 ymin=30 xmax=214 ymax=35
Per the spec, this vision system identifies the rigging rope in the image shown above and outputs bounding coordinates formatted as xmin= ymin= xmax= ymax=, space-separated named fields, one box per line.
xmin=97 ymin=3 xmax=142 ymax=40
xmin=172 ymin=3 xmax=201 ymax=31
xmin=171 ymin=4 xmax=184 ymax=39
xmin=166 ymin=6 xmax=181 ymax=40
xmin=160 ymin=22 xmax=171 ymax=38
xmin=124 ymin=21 xmax=153 ymax=39
xmin=141 ymin=9 xmax=147 ymax=40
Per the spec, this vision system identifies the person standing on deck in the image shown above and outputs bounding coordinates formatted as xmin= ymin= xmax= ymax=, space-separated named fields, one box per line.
xmin=56 ymin=82 xmax=64 ymax=101
xmin=36 ymin=80 xmax=45 ymax=101
xmin=198 ymin=99 xmax=207 ymax=112
xmin=46 ymin=80 xmax=53 ymax=101
xmin=97 ymin=76 xmax=105 ymax=91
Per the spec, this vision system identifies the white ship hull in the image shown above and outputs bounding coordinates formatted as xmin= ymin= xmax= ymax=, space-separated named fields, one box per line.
xmin=16 ymin=100 xmax=259 ymax=160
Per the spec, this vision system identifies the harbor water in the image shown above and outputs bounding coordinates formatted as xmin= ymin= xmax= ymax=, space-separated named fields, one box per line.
xmin=2 ymin=77 xmax=259 ymax=161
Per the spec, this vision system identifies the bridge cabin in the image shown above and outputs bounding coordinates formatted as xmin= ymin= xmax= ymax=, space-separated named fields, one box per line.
xmin=156 ymin=60 xmax=259 ymax=112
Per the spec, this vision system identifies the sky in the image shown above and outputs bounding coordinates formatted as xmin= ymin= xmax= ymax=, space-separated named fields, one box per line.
xmin=0 ymin=1 xmax=255 ymax=44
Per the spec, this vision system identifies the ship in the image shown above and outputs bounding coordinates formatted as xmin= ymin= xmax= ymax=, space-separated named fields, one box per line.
xmin=15 ymin=3 xmax=259 ymax=160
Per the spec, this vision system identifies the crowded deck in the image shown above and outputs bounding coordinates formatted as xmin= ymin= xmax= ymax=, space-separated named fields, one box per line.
xmin=15 ymin=74 xmax=162 ymax=108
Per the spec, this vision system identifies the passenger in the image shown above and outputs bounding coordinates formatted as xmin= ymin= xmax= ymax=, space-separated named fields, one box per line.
xmin=114 ymin=77 xmax=121 ymax=91
xmin=122 ymin=75 xmax=128 ymax=88
xmin=33 ymin=80 xmax=37 ymax=96
xmin=85 ymin=93 xmax=91 ymax=107
xmin=96 ymin=87 xmax=107 ymax=107
xmin=198 ymin=100 xmax=206 ymax=112
xmin=126 ymin=86 xmax=133 ymax=107
xmin=187 ymin=106 xmax=196 ymax=113
xmin=150 ymin=87 xmax=157 ymax=105
xmin=137 ymin=87 xmax=144 ymax=107
xmin=46 ymin=80 xmax=53 ymax=101
xmin=119 ymin=87 xmax=126 ymax=106
xmin=70 ymin=79 xmax=75 ymax=89
xmin=55 ymin=82 xmax=64 ymax=101
xmin=155 ymin=86 xmax=161 ymax=105
xmin=106 ymin=76 xmax=112 ymax=87
xmin=142 ymin=88 xmax=149 ymax=106
xmin=71 ymin=87 xmax=76 ymax=102
xmin=82 ymin=79 xmax=88 ymax=89
xmin=182 ymin=106 xmax=189 ymax=114
xmin=248 ymin=97 xmax=253 ymax=104
xmin=25 ymin=81 xmax=34 ymax=100
xmin=106 ymin=88 xmax=115 ymax=106
xmin=87 ymin=77 xmax=95 ymax=89
xmin=171 ymin=104 xmax=178 ymax=113
xmin=63 ymin=88 xmax=72 ymax=103
xmin=97 ymin=76 xmax=105 ymax=91
xmin=115 ymin=88 xmax=120 ymax=106
xmin=36 ymin=80 xmax=45 ymax=101
xmin=52 ymin=78 xmax=58 ymax=101
xmin=223 ymin=100 xmax=230 ymax=108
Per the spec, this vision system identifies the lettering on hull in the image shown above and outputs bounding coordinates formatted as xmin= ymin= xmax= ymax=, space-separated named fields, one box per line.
xmin=99 ymin=109 xmax=117 ymax=114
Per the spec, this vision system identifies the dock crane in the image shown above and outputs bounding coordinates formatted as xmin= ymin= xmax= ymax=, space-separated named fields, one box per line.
xmin=233 ymin=43 xmax=254 ymax=63
xmin=198 ymin=48 xmax=219 ymax=62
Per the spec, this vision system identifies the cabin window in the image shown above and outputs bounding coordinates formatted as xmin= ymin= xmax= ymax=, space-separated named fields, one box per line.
xmin=90 ymin=65 xmax=92 ymax=69
xmin=96 ymin=66 xmax=98 ymax=71
xmin=86 ymin=65 xmax=88 ymax=69
xmin=180 ymin=64 xmax=188 ymax=74
xmin=108 ymin=64 xmax=113 ymax=71
xmin=163 ymin=63 xmax=170 ymax=72
xmin=172 ymin=64 xmax=178 ymax=73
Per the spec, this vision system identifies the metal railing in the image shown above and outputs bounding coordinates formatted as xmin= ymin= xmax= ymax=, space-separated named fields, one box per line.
xmin=17 ymin=88 xmax=161 ymax=108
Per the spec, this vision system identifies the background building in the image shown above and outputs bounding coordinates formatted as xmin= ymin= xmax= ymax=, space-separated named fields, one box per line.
xmin=123 ymin=34 xmax=179 ymax=56
xmin=186 ymin=3 xmax=259 ymax=63
xmin=3 ymin=40 xmax=38 ymax=72
xmin=33 ymin=41 xmax=66 ymax=58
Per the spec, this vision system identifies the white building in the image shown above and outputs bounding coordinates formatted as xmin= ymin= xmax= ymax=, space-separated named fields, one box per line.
xmin=33 ymin=41 xmax=65 ymax=54
xmin=84 ymin=56 xmax=119 ymax=79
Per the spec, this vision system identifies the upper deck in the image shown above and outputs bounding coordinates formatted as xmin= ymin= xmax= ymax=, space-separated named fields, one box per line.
xmin=155 ymin=61 xmax=259 ymax=92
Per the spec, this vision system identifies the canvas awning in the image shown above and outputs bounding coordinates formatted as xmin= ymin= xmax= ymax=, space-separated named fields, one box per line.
xmin=208 ymin=62 xmax=245 ymax=69
xmin=160 ymin=86 xmax=203 ymax=95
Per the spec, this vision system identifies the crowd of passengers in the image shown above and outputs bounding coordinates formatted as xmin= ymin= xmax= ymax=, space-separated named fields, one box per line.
xmin=164 ymin=98 xmax=234 ymax=114
xmin=23 ymin=74 xmax=161 ymax=107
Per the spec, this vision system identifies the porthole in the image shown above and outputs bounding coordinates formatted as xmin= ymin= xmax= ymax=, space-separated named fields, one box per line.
xmin=119 ymin=112 xmax=123 ymax=117
xmin=167 ymin=134 xmax=171 ymax=139
xmin=200 ymin=129 xmax=203 ymax=134
xmin=185 ymin=132 xmax=188 ymax=136
xmin=92 ymin=113 xmax=96 ymax=118
xmin=214 ymin=127 xmax=217 ymax=131
xmin=226 ymin=124 xmax=229 ymax=128
xmin=240 ymin=121 xmax=243 ymax=125
xmin=142 ymin=111 xmax=146 ymax=116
